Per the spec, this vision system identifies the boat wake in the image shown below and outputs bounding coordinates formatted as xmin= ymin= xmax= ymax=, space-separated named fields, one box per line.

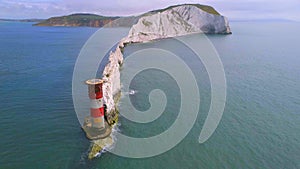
xmin=123 ymin=89 xmax=138 ymax=96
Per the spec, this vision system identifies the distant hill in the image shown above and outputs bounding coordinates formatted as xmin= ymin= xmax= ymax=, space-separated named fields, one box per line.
xmin=33 ymin=13 xmax=139 ymax=27
xmin=0 ymin=19 xmax=45 ymax=22
xmin=33 ymin=4 xmax=223 ymax=28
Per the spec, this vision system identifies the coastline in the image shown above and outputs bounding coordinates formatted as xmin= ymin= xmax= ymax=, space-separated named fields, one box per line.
xmin=86 ymin=3 xmax=231 ymax=159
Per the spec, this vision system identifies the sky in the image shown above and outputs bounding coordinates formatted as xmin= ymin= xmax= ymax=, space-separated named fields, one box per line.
xmin=0 ymin=0 xmax=299 ymax=21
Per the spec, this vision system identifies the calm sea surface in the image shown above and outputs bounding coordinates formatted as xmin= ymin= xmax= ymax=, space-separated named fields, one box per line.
xmin=0 ymin=21 xmax=299 ymax=169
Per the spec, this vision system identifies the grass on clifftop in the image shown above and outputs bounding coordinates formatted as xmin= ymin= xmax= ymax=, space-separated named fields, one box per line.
xmin=64 ymin=13 xmax=119 ymax=20
xmin=149 ymin=4 xmax=220 ymax=15
xmin=34 ymin=13 xmax=119 ymax=26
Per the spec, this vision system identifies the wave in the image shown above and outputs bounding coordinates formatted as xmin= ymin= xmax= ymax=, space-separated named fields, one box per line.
xmin=95 ymin=122 xmax=122 ymax=158
xmin=122 ymin=89 xmax=138 ymax=96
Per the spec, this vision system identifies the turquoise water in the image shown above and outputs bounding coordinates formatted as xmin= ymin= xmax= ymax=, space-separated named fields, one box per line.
xmin=0 ymin=21 xmax=299 ymax=169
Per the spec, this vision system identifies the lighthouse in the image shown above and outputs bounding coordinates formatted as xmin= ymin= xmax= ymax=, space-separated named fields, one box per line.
xmin=82 ymin=79 xmax=111 ymax=140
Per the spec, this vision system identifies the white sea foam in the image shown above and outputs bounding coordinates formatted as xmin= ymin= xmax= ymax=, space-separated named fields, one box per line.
xmin=95 ymin=122 xmax=121 ymax=158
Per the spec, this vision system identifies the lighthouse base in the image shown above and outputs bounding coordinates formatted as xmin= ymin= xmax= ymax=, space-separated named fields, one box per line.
xmin=82 ymin=117 xmax=112 ymax=140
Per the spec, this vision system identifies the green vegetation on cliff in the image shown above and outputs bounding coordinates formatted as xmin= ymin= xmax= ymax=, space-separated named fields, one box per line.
xmin=147 ymin=4 xmax=220 ymax=15
xmin=34 ymin=13 xmax=119 ymax=27
xmin=34 ymin=4 xmax=221 ymax=28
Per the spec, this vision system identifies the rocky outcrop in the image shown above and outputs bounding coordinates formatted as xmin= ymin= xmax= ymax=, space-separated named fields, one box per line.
xmin=100 ymin=55 xmax=121 ymax=128
xmin=125 ymin=4 xmax=231 ymax=43
xmin=88 ymin=41 xmax=124 ymax=159
xmin=89 ymin=3 xmax=231 ymax=159
xmin=34 ymin=4 xmax=231 ymax=31
xmin=101 ymin=2 xmax=232 ymax=141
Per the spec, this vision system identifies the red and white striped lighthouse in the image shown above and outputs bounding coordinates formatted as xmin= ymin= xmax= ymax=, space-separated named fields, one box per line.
xmin=83 ymin=78 xmax=111 ymax=140
xmin=86 ymin=79 xmax=106 ymax=129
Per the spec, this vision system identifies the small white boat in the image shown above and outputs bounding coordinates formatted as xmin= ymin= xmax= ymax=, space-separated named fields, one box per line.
xmin=129 ymin=90 xmax=136 ymax=95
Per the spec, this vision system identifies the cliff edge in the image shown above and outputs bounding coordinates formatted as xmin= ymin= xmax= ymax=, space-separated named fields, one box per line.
xmin=125 ymin=4 xmax=231 ymax=43
xmin=88 ymin=3 xmax=231 ymax=159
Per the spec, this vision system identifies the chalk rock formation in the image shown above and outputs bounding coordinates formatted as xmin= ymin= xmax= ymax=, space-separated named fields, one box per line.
xmin=91 ymin=3 xmax=232 ymax=159
xmin=125 ymin=4 xmax=231 ymax=43
xmin=101 ymin=3 xmax=232 ymax=126
xmin=102 ymin=45 xmax=123 ymax=119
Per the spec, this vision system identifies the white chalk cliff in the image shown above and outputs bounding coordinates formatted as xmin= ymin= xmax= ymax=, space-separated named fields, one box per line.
xmin=89 ymin=3 xmax=232 ymax=159
xmin=102 ymin=45 xmax=123 ymax=114
xmin=124 ymin=4 xmax=231 ymax=43
xmin=101 ymin=4 xmax=231 ymax=120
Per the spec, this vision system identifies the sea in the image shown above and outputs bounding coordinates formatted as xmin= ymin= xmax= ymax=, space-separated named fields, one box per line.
xmin=0 ymin=21 xmax=299 ymax=169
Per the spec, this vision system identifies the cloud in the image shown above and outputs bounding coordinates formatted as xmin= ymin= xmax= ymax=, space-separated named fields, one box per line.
xmin=0 ymin=0 xmax=68 ymax=18
xmin=0 ymin=0 xmax=299 ymax=21
xmin=202 ymin=0 xmax=300 ymax=21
